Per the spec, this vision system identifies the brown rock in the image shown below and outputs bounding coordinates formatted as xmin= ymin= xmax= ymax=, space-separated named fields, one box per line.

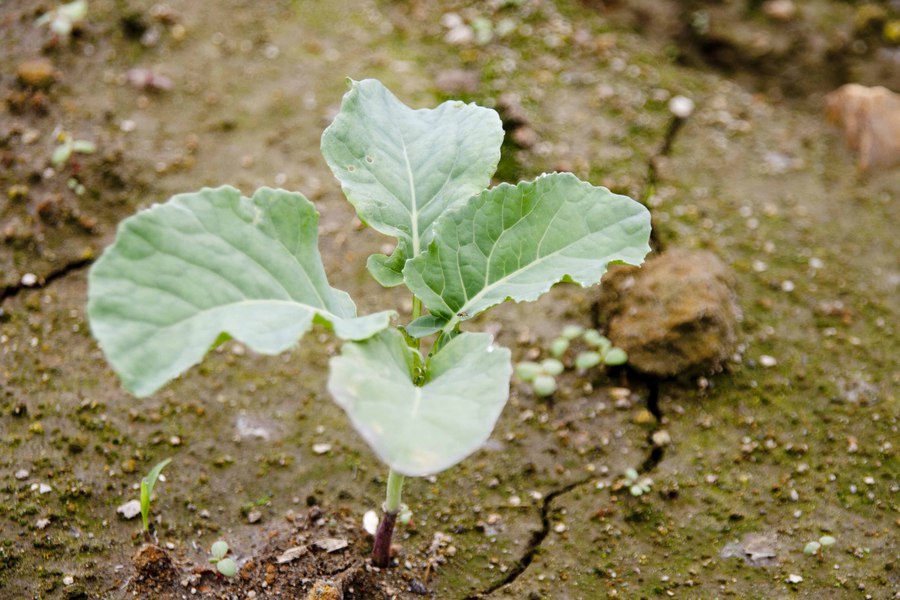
xmin=825 ymin=83 xmax=900 ymax=171
xmin=598 ymin=248 xmax=741 ymax=377
xmin=305 ymin=581 xmax=342 ymax=600
xmin=16 ymin=59 xmax=57 ymax=88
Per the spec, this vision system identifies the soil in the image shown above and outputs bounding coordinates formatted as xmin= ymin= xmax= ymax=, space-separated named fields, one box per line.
xmin=1 ymin=1 xmax=898 ymax=599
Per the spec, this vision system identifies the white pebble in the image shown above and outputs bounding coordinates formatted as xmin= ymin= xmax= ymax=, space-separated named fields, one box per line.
xmin=21 ymin=273 xmax=38 ymax=287
xmin=363 ymin=510 xmax=379 ymax=535
xmin=15 ymin=469 xmax=29 ymax=480
xmin=117 ymin=499 xmax=142 ymax=519
xmin=63 ymin=575 xmax=74 ymax=585
xmin=668 ymin=95 xmax=695 ymax=119
xmin=39 ymin=483 xmax=52 ymax=494
xmin=312 ymin=443 xmax=332 ymax=455
xmin=809 ymin=257 xmax=824 ymax=269
xmin=781 ymin=280 xmax=795 ymax=292
xmin=759 ymin=355 xmax=778 ymax=368
xmin=787 ymin=574 xmax=803 ymax=584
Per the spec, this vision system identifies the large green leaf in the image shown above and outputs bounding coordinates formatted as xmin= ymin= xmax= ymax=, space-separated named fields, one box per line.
xmin=321 ymin=79 xmax=504 ymax=286
xmin=88 ymin=186 xmax=393 ymax=397
xmin=327 ymin=329 xmax=512 ymax=477
xmin=403 ymin=173 xmax=652 ymax=334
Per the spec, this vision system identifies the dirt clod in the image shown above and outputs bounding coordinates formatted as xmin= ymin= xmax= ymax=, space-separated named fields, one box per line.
xmin=599 ymin=248 xmax=741 ymax=377
xmin=132 ymin=543 xmax=176 ymax=580
xmin=16 ymin=59 xmax=56 ymax=88
xmin=825 ymin=83 xmax=900 ymax=171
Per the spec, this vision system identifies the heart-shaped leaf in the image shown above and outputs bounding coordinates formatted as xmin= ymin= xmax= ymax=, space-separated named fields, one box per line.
xmin=403 ymin=173 xmax=652 ymax=334
xmin=88 ymin=186 xmax=393 ymax=397
xmin=321 ymin=78 xmax=504 ymax=286
xmin=327 ymin=329 xmax=512 ymax=477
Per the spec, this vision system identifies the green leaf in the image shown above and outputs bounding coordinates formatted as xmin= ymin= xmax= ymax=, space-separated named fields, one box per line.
xmin=327 ymin=329 xmax=511 ymax=477
xmin=88 ymin=186 xmax=393 ymax=397
xmin=404 ymin=314 xmax=448 ymax=339
xmin=515 ymin=361 xmax=542 ymax=382
xmin=575 ymin=351 xmax=602 ymax=370
xmin=603 ymin=347 xmax=628 ymax=366
xmin=532 ymin=374 xmax=557 ymax=397
xmin=403 ymin=173 xmax=651 ymax=334
xmin=210 ymin=540 xmax=229 ymax=560
xmin=216 ymin=558 xmax=237 ymax=577
xmin=321 ymin=79 xmax=504 ymax=285
xmin=140 ymin=457 xmax=171 ymax=531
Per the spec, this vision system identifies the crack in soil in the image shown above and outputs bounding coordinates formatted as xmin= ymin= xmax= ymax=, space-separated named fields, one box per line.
xmin=470 ymin=377 xmax=667 ymax=597
xmin=463 ymin=476 xmax=592 ymax=600
xmin=641 ymin=112 xmax=690 ymax=253
xmin=0 ymin=257 xmax=94 ymax=306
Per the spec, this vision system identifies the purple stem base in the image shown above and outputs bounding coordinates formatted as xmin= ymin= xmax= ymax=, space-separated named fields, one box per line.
xmin=371 ymin=510 xmax=398 ymax=568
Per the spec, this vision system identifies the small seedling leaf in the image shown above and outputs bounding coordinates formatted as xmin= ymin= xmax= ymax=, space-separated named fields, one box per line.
xmin=514 ymin=361 xmax=542 ymax=382
xmin=583 ymin=329 xmax=610 ymax=349
xmin=575 ymin=351 xmax=602 ymax=370
xmin=803 ymin=541 xmax=821 ymax=555
xmin=51 ymin=143 xmax=72 ymax=166
xmin=216 ymin=558 xmax=237 ymax=577
xmin=328 ymin=329 xmax=511 ymax=477
xmin=404 ymin=314 xmax=448 ymax=338
xmin=211 ymin=540 xmax=229 ymax=560
xmin=140 ymin=457 xmax=171 ymax=531
xmin=321 ymin=79 xmax=503 ymax=284
xmin=540 ymin=358 xmax=564 ymax=376
xmin=603 ymin=347 xmax=628 ymax=366
xmin=404 ymin=174 xmax=651 ymax=332
xmin=818 ymin=535 xmax=835 ymax=547
xmin=71 ymin=140 xmax=96 ymax=154
xmin=87 ymin=186 xmax=393 ymax=396
xmin=549 ymin=337 xmax=569 ymax=357
xmin=532 ymin=374 xmax=557 ymax=397
xmin=561 ymin=325 xmax=585 ymax=340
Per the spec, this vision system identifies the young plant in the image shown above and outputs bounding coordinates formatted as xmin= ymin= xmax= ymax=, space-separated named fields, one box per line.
xmin=621 ymin=467 xmax=652 ymax=497
xmin=515 ymin=325 xmax=628 ymax=396
xmin=86 ymin=78 xmax=651 ymax=567
xmin=51 ymin=132 xmax=96 ymax=168
xmin=803 ymin=535 xmax=836 ymax=560
xmin=140 ymin=457 xmax=171 ymax=541
xmin=209 ymin=540 xmax=237 ymax=577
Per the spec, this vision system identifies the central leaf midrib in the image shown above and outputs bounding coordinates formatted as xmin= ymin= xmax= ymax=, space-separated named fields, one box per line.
xmin=439 ymin=212 xmax=644 ymax=334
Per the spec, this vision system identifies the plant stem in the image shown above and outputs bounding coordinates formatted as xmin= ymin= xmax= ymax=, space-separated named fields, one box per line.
xmin=411 ymin=296 xmax=422 ymax=322
xmin=372 ymin=469 xmax=404 ymax=567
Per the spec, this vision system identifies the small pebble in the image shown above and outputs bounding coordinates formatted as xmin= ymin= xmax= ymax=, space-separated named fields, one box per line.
xmin=17 ymin=59 xmax=56 ymax=88
xmin=63 ymin=575 xmax=74 ymax=586
xmin=787 ymin=574 xmax=803 ymax=584
xmin=35 ymin=518 xmax=51 ymax=530
xmin=759 ymin=355 xmax=778 ymax=368
xmin=117 ymin=500 xmax=141 ymax=520
xmin=38 ymin=483 xmax=52 ymax=494
xmin=668 ymin=95 xmax=695 ymax=119
xmin=553 ymin=523 xmax=567 ymax=533
xmin=247 ymin=510 xmax=262 ymax=524
xmin=21 ymin=273 xmax=38 ymax=287
xmin=312 ymin=443 xmax=332 ymax=455
xmin=363 ymin=510 xmax=379 ymax=535
xmin=15 ymin=469 xmax=29 ymax=480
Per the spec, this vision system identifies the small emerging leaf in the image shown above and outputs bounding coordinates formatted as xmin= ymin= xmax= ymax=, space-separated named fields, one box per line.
xmin=71 ymin=140 xmax=96 ymax=154
xmin=803 ymin=541 xmax=821 ymax=555
xmin=211 ymin=540 xmax=229 ymax=560
xmin=583 ymin=329 xmax=611 ymax=349
xmin=515 ymin=361 xmax=542 ymax=382
xmin=818 ymin=535 xmax=836 ymax=547
xmin=603 ymin=347 xmax=628 ymax=366
xmin=575 ymin=351 xmax=602 ymax=370
xmin=532 ymin=374 xmax=557 ymax=397
xmin=541 ymin=358 xmax=564 ymax=376
xmin=216 ymin=558 xmax=237 ymax=577
xmin=561 ymin=325 xmax=585 ymax=340
xmin=549 ymin=337 xmax=569 ymax=357
xmin=51 ymin=143 xmax=71 ymax=166
xmin=140 ymin=457 xmax=171 ymax=531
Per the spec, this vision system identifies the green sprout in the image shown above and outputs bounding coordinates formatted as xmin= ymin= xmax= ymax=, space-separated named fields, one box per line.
xmin=51 ymin=132 xmax=96 ymax=168
xmin=209 ymin=540 xmax=237 ymax=577
xmin=803 ymin=535 xmax=836 ymax=559
xmin=140 ymin=458 xmax=171 ymax=541
xmin=622 ymin=468 xmax=652 ymax=496
xmin=516 ymin=358 xmax=563 ymax=397
xmin=516 ymin=325 xmax=629 ymax=396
